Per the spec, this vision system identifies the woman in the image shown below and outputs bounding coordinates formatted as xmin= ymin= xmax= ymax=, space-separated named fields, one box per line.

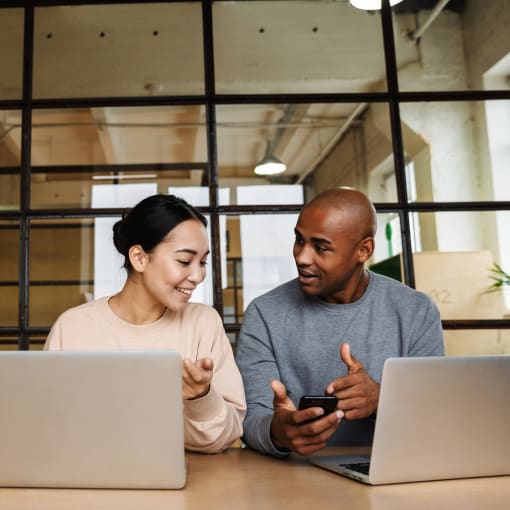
xmin=45 ymin=194 xmax=246 ymax=453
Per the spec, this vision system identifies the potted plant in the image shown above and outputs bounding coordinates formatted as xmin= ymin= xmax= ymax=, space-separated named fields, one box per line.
xmin=488 ymin=263 xmax=510 ymax=292
xmin=488 ymin=263 xmax=510 ymax=319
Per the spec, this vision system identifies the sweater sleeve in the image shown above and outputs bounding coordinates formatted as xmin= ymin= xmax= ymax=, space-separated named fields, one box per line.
xmin=408 ymin=295 xmax=445 ymax=357
xmin=182 ymin=311 xmax=246 ymax=454
xmin=43 ymin=318 xmax=64 ymax=350
xmin=235 ymin=301 xmax=290 ymax=458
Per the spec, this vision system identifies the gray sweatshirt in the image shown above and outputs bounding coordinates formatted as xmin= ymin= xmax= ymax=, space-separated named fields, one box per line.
xmin=235 ymin=271 xmax=444 ymax=457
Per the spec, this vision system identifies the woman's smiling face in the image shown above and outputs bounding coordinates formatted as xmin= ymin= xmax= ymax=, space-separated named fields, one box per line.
xmin=138 ymin=219 xmax=209 ymax=312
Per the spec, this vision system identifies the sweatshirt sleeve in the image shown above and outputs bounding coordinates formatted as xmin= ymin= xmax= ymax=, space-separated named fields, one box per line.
xmin=182 ymin=310 xmax=246 ymax=454
xmin=43 ymin=318 xmax=64 ymax=350
xmin=235 ymin=301 xmax=290 ymax=458
xmin=408 ymin=294 xmax=445 ymax=357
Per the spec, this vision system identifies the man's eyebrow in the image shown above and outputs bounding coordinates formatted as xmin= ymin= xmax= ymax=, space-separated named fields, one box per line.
xmin=294 ymin=228 xmax=332 ymax=245
xmin=310 ymin=236 xmax=332 ymax=245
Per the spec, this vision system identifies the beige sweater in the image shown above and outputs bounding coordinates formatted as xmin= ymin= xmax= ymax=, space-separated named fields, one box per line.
xmin=44 ymin=297 xmax=246 ymax=454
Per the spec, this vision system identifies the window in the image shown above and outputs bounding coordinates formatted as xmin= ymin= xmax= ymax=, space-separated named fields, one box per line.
xmin=1 ymin=0 xmax=509 ymax=354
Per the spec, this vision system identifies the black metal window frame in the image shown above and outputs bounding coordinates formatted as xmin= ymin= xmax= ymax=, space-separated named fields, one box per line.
xmin=1 ymin=0 xmax=510 ymax=349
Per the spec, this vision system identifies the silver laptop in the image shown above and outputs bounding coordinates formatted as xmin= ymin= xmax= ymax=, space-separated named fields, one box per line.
xmin=0 ymin=350 xmax=186 ymax=489
xmin=310 ymin=355 xmax=510 ymax=485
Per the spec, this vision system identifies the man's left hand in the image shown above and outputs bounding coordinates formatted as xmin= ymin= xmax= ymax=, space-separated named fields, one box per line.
xmin=325 ymin=343 xmax=379 ymax=420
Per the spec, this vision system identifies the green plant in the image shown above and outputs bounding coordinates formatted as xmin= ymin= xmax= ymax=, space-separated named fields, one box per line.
xmin=488 ymin=262 xmax=510 ymax=291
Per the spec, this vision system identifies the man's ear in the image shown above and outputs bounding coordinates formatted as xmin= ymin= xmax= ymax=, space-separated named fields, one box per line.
xmin=128 ymin=244 xmax=148 ymax=273
xmin=358 ymin=237 xmax=374 ymax=262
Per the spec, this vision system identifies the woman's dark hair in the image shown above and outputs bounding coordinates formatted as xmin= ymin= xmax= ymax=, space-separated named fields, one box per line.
xmin=113 ymin=194 xmax=207 ymax=271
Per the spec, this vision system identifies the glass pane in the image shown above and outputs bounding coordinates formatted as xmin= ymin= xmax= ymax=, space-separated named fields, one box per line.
xmin=224 ymin=221 xmax=243 ymax=324
xmin=412 ymin=211 xmax=510 ymax=321
xmin=30 ymin=106 xmax=207 ymax=165
xmin=33 ymin=3 xmax=204 ymax=98
xmin=370 ymin=214 xmax=402 ymax=282
xmin=30 ymin=219 xmax=93 ymax=327
xmin=0 ymin=338 xmax=18 ymax=351
xmin=401 ymin=100 xmax=510 ymax=202
xmin=0 ymin=174 xmax=19 ymax=210
xmin=0 ymin=9 xmax=23 ymax=100
xmin=226 ymin=331 xmax=239 ymax=350
xmin=1 ymin=109 xmax=21 ymax=164
xmin=395 ymin=0 xmax=510 ymax=92
xmin=224 ymin=214 xmax=298 ymax=314
xmin=217 ymin=103 xmax=395 ymax=205
xmin=31 ymin=172 xmax=211 ymax=209
xmin=29 ymin=106 xmax=208 ymax=208
xmin=214 ymin=1 xmax=387 ymax=94
xmin=1 ymin=109 xmax=21 ymax=209
xmin=0 ymin=220 xmax=19 ymax=327
xmin=30 ymin=336 xmax=46 ymax=351
xmin=444 ymin=330 xmax=510 ymax=356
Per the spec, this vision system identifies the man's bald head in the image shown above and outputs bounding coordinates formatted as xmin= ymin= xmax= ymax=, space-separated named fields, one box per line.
xmin=302 ymin=188 xmax=377 ymax=240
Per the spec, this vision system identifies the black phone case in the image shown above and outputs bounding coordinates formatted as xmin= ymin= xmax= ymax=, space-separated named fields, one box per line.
xmin=298 ymin=396 xmax=338 ymax=415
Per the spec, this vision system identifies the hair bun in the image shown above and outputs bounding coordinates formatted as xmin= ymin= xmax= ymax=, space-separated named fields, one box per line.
xmin=112 ymin=217 xmax=129 ymax=256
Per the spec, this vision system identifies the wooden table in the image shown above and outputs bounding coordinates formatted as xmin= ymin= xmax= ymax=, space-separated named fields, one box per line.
xmin=2 ymin=447 xmax=510 ymax=509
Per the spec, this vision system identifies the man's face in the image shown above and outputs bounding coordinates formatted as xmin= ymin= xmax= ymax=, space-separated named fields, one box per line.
xmin=292 ymin=204 xmax=367 ymax=304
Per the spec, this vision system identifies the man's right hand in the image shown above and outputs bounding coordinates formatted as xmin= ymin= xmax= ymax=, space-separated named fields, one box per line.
xmin=269 ymin=380 xmax=343 ymax=456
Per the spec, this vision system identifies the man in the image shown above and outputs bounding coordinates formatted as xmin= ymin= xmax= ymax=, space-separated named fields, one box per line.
xmin=235 ymin=188 xmax=444 ymax=457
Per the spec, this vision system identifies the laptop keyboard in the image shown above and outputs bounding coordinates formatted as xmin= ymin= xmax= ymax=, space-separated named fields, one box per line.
xmin=340 ymin=462 xmax=370 ymax=475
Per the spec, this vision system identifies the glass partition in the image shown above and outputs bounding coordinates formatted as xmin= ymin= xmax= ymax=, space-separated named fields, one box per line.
xmin=30 ymin=106 xmax=207 ymax=165
xmin=1 ymin=110 xmax=21 ymax=166
xmin=444 ymin=329 xmax=510 ymax=357
xmin=30 ymin=336 xmax=46 ymax=350
xmin=0 ymin=9 xmax=23 ymax=100
xmin=30 ymin=171 xmax=210 ymax=209
xmin=29 ymin=106 xmax=208 ymax=208
xmin=401 ymin=100 xmax=510 ymax=202
xmin=1 ymin=109 xmax=21 ymax=210
xmin=395 ymin=0 xmax=510 ymax=92
xmin=214 ymin=0 xmax=387 ymax=94
xmin=1 ymin=0 xmax=509 ymax=350
xmin=369 ymin=214 xmax=403 ymax=282
xmin=0 ymin=174 xmax=19 ymax=211
xmin=222 ymin=212 xmax=299 ymax=320
xmin=0 ymin=338 xmax=18 ymax=351
xmin=30 ymin=219 xmax=93 ymax=327
xmin=412 ymin=211 xmax=510 ymax=321
xmin=217 ymin=103 xmax=396 ymax=205
xmin=33 ymin=3 xmax=204 ymax=98
xmin=0 ymin=221 xmax=19 ymax=328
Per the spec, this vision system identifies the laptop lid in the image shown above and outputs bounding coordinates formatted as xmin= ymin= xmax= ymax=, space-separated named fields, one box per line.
xmin=0 ymin=350 xmax=186 ymax=489
xmin=310 ymin=355 xmax=510 ymax=485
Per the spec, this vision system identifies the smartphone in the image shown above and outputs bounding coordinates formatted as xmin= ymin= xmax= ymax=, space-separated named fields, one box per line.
xmin=298 ymin=395 xmax=338 ymax=416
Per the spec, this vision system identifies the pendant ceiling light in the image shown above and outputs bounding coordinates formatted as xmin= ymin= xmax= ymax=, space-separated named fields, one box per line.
xmin=349 ymin=0 xmax=405 ymax=10
xmin=254 ymin=152 xmax=287 ymax=176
